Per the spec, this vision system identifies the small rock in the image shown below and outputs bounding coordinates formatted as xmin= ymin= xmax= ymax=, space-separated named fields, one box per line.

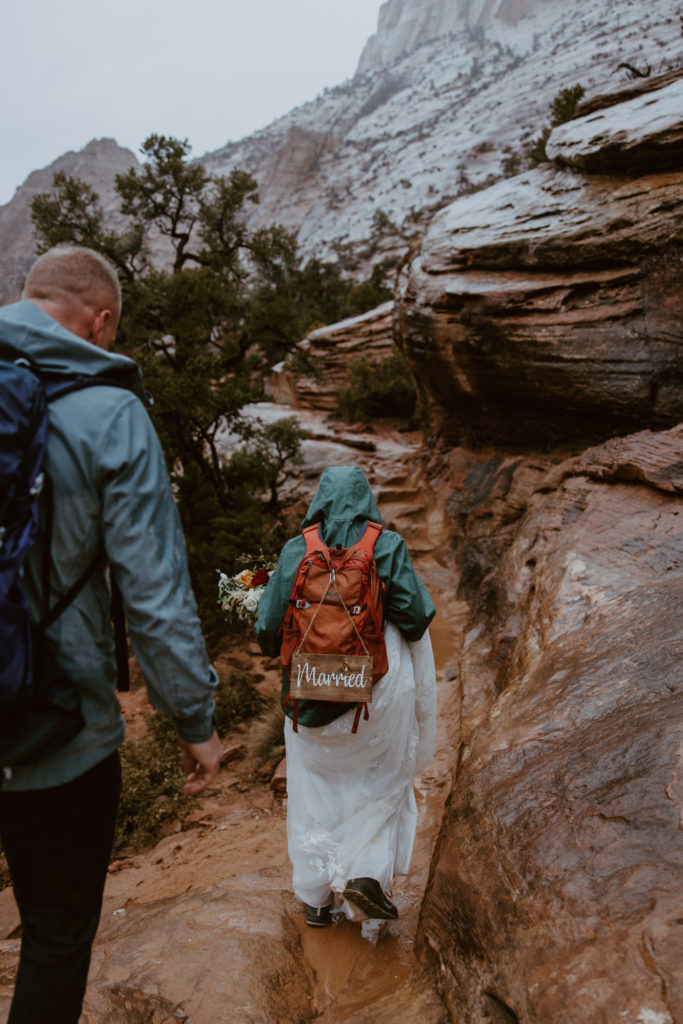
xmin=221 ymin=742 xmax=246 ymax=765
xmin=271 ymin=758 xmax=287 ymax=796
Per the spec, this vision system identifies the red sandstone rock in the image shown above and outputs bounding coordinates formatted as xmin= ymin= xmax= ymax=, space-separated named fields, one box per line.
xmin=273 ymin=302 xmax=395 ymax=412
xmin=417 ymin=424 xmax=683 ymax=1023
xmin=396 ymin=72 xmax=683 ymax=446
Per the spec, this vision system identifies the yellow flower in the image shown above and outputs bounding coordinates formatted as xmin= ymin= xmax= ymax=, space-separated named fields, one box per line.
xmin=234 ymin=569 xmax=254 ymax=588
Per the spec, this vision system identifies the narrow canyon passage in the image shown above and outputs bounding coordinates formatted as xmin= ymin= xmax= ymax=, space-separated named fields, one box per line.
xmin=0 ymin=416 xmax=464 ymax=1023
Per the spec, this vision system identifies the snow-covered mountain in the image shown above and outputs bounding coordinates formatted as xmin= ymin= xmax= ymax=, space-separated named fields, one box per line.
xmin=356 ymin=0 xmax=563 ymax=73
xmin=201 ymin=0 xmax=682 ymax=266
xmin=1 ymin=0 xmax=681 ymax=302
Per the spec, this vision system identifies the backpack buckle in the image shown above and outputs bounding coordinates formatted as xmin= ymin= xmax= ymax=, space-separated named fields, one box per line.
xmin=350 ymin=605 xmax=361 ymax=615
xmin=295 ymin=599 xmax=310 ymax=609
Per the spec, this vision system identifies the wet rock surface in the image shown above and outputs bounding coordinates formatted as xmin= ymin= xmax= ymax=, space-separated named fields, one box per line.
xmin=272 ymin=302 xmax=395 ymax=412
xmin=396 ymin=71 xmax=683 ymax=445
xmin=548 ymin=71 xmax=683 ymax=175
xmin=1 ymin=37 xmax=682 ymax=1021
xmin=418 ymin=425 xmax=683 ymax=1023
xmin=0 ymin=406 xmax=679 ymax=1023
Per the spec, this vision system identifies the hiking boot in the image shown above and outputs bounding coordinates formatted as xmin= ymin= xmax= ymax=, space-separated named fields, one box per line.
xmin=304 ymin=903 xmax=332 ymax=927
xmin=342 ymin=877 xmax=398 ymax=920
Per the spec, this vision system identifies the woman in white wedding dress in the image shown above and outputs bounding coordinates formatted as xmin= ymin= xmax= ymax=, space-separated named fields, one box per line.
xmin=255 ymin=467 xmax=436 ymax=926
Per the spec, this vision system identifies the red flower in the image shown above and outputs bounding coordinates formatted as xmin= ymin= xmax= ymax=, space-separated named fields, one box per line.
xmin=250 ymin=568 xmax=270 ymax=587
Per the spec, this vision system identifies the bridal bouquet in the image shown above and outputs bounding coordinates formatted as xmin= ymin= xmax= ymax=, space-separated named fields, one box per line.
xmin=217 ymin=556 xmax=276 ymax=624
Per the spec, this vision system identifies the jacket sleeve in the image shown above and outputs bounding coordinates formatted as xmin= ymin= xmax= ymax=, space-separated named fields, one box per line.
xmin=376 ymin=532 xmax=436 ymax=642
xmin=254 ymin=536 xmax=305 ymax=657
xmin=97 ymin=396 xmax=216 ymax=743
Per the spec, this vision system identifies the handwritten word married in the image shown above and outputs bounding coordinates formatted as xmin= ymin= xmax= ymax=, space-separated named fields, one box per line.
xmin=294 ymin=660 xmax=369 ymax=690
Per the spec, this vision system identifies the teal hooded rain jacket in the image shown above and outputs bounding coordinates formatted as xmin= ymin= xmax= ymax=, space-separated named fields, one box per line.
xmin=0 ymin=301 xmax=217 ymax=790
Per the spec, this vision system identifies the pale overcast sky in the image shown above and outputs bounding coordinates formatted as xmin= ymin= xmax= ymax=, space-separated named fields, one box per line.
xmin=1 ymin=0 xmax=382 ymax=206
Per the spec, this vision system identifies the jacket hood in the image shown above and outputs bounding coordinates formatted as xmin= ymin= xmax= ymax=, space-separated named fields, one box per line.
xmin=0 ymin=301 xmax=146 ymax=402
xmin=301 ymin=466 xmax=383 ymax=547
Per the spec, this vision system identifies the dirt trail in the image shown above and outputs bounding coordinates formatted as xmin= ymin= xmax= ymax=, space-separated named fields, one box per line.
xmin=0 ymin=415 xmax=464 ymax=1023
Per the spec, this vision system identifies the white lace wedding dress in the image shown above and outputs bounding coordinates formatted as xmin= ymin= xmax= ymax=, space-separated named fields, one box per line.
xmin=284 ymin=622 xmax=437 ymax=913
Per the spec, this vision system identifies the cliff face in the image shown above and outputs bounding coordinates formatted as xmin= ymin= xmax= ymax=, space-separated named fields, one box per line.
xmin=396 ymin=66 xmax=683 ymax=1024
xmin=201 ymin=0 xmax=681 ymax=265
xmin=0 ymin=139 xmax=138 ymax=305
xmin=271 ymin=302 xmax=395 ymax=411
xmin=418 ymin=427 xmax=683 ymax=1024
xmin=396 ymin=70 xmax=683 ymax=445
xmin=356 ymin=0 xmax=561 ymax=73
xmin=1 ymin=1 xmax=680 ymax=304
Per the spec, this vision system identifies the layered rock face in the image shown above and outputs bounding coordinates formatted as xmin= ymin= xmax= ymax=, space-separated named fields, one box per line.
xmin=418 ymin=426 xmax=683 ymax=1023
xmin=396 ymin=71 xmax=683 ymax=445
xmin=272 ymin=301 xmax=394 ymax=410
xmin=356 ymin=0 xmax=561 ymax=73
xmin=403 ymin=66 xmax=683 ymax=1024
xmin=1 ymin=3 xmax=681 ymax=301
xmin=193 ymin=1 xmax=683 ymax=264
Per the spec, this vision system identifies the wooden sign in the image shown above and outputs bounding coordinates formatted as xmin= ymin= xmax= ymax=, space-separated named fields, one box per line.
xmin=290 ymin=652 xmax=373 ymax=702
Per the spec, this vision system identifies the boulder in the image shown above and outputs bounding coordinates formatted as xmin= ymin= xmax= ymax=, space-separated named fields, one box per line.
xmin=82 ymin=884 xmax=313 ymax=1024
xmin=396 ymin=75 xmax=683 ymax=445
xmin=273 ymin=301 xmax=395 ymax=411
xmin=548 ymin=74 xmax=683 ymax=175
xmin=417 ymin=424 xmax=683 ymax=1023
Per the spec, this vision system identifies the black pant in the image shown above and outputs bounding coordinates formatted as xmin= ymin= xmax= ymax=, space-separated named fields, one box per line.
xmin=0 ymin=751 xmax=121 ymax=1024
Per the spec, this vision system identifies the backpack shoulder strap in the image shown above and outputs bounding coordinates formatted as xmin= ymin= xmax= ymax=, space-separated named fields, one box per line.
xmin=302 ymin=523 xmax=325 ymax=556
xmin=41 ymin=371 xmax=138 ymax=405
xmin=355 ymin=520 xmax=383 ymax=558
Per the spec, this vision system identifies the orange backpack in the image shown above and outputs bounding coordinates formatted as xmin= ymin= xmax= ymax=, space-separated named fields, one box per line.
xmin=280 ymin=520 xmax=388 ymax=732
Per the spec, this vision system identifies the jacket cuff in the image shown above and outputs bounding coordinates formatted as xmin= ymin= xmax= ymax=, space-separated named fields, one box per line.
xmin=173 ymin=710 xmax=216 ymax=745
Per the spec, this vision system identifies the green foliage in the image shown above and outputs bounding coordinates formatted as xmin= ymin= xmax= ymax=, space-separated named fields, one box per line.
xmin=528 ymin=83 xmax=585 ymax=165
xmin=114 ymin=666 xmax=265 ymax=857
xmin=30 ymin=135 xmax=401 ymax=631
xmin=550 ymin=84 xmax=586 ymax=127
xmin=246 ymin=695 xmax=286 ymax=770
xmin=338 ymin=346 xmax=417 ymax=424
xmin=114 ymin=712 xmax=187 ymax=856
xmin=528 ymin=126 xmax=552 ymax=166
xmin=346 ymin=262 xmax=393 ymax=316
xmin=214 ymin=668 xmax=266 ymax=736
xmin=30 ymin=136 xmax=307 ymax=632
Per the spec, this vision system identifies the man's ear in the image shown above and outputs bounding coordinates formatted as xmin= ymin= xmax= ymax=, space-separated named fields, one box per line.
xmin=90 ymin=307 xmax=114 ymax=349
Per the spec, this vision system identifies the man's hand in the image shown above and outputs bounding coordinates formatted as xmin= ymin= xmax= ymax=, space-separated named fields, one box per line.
xmin=179 ymin=731 xmax=222 ymax=796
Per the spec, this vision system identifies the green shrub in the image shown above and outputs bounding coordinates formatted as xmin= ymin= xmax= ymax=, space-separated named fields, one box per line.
xmin=528 ymin=126 xmax=552 ymax=166
xmin=114 ymin=667 xmax=265 ymax=857
xmin=246 ymin=695 xmax=286 ymax=770
xmin=115 ymin=712 xmax=187 ymax=857
xmin=550 ymin=84 xmax=586 ymax=126
xmin=338 ymin=346 xmax=418 ymax=424
xmin=214 ymin=668 xmax=266 ymax=736
xmin=528 ymin=83 xmax=585 ymax=165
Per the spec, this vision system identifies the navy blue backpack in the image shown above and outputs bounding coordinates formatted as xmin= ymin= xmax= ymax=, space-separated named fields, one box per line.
xmin=0 ymin=351 xmax=129 ymax=768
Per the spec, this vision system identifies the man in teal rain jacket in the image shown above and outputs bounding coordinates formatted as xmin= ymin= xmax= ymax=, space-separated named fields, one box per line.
xmin=0 ymin=246 xmax=221 ymax=1024
xmin=256 ymin=466 xmax=436 ymax=925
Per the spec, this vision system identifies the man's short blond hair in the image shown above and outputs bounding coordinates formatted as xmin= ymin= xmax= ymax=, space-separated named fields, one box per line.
xmin=23 ymin=245 xmax=121 ymax=315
